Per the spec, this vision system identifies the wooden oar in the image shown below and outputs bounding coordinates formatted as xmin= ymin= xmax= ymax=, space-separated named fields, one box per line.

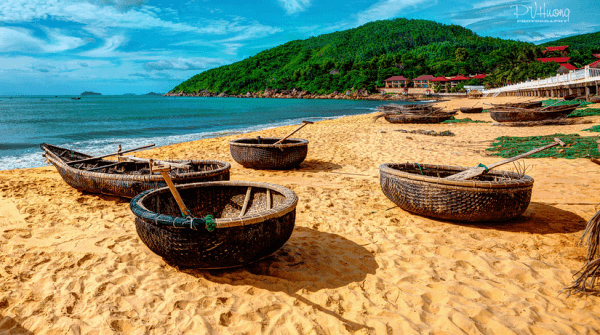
xmin=444 ymin=138 xmax=566 ymax=181
xmin=274 ymin=121 xmax=313 ymax=145
xmin=67 ymin=144 xmax=155 ymax=165
xmin=153 ymin=164 xmax=192 ymax=217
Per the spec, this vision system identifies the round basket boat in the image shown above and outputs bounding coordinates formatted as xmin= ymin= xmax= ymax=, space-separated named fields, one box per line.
xmin=379 ymin=163 xmax=533 ymax=222
xmin=383 ymin=115 xmax=453 ymax=124
xmin=460 ymin=107 xmax=483 ymax=113
xmin=229 ymin=137 xmax=308 ymax=169
xmin=130 ymin=181 xmax=298 ymax=268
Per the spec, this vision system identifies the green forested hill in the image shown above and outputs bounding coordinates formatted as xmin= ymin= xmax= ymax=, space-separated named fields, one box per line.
xmin=171 ymin=18 xmax=565 ymax=95
xmin=542 ymin=31 xmax=600 ymax=50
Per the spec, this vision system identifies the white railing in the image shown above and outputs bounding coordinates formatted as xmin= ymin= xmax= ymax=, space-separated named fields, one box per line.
xmin=482 ymin=66 xmax=600 ymax=94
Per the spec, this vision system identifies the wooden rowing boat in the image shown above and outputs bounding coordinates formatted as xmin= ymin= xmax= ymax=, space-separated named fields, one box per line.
xmin=41 ymin=143 xmax=230 ymax=198
xmin=459 ymin=107 xmax=483 ymax=113
xmin=490 ymin=104 xmax=579 ymax=122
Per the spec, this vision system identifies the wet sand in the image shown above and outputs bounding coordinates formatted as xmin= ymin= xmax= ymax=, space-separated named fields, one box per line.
xmin=1 ymin=96 xmax=600 ymax=334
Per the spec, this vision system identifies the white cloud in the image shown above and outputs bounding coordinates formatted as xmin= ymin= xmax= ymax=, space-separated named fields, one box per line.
xmin=0 ymin=0 xmax=214 ymax=34
xmin=357 ymin=0 xmax=430 ymax=25
xmin=276 ymin=0 xmax=311 ymax=14
xmin=80 ymin=35 xmax=127 ymax=57
xmin=0 ymin=26 xmax=87 ymax=53
xmin=223 ymin=43 xmax=244 ymax=55
xmin=0 ymin=56 xmax=111 ymax=72
xmin=144 ymin=58 xmax=225 ymax=71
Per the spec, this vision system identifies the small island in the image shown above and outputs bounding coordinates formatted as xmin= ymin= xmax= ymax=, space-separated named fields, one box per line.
xmin=81 ymin=91 xmax=102 ymax=96
xmin=144 ymin=92 xmax=164 ymax=96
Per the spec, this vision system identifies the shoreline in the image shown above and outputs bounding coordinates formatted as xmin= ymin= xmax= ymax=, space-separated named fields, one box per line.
xmin=164 ymin=88 xmax=459 ymax=101
xmin=2 ymin=95 xmax=600 ymax=334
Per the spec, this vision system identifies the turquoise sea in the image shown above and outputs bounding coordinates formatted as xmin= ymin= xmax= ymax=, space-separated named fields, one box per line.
xmin=0 ymin=95 xmax=392 ymax=170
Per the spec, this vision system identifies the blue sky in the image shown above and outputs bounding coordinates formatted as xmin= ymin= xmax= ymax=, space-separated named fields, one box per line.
xmin=0 ymin=0 xmax=597 ymax=95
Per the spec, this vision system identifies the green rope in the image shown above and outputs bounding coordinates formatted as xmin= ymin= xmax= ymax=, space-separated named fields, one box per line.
xmin=204 ymin=215 xmax=216 ymax=232
xmin=477 ymin=163 xmax=489 ymax=172
xmin=415 ymin=162 xmax=424 ymax=175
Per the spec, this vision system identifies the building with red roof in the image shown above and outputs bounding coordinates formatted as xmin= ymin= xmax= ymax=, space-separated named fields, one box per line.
xmin=430 ymin=76 xmax=449 ymax=82
xmin=542 ymin=46 xmax=569 ymax=54
xmin=471 ymin=74 xmax=487 ymax=79
xmin=557 ymin=63 xmax=578 ymax=74
xmin=537 ymin=57 xmax=571 ymax=63
xmin=588 ymin=59 xmax=600 ymax=69
xmin=384 ymin=76 xmax=409 ymax=88
xmin=559 ymin=63 xmax=577 ymax=70
xmin=593 ymin=54 xmax=600 ymax=59
xmin=412 ymin=75 xmax=435 ymax=88
xmin=449 ymin=75 xmax=469 ymax=87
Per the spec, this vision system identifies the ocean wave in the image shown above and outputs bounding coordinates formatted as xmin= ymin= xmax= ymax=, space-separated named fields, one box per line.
xmin=0 ymin=113 xmax=354 ymax=170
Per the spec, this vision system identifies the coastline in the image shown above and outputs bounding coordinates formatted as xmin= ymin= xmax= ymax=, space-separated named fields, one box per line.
xmin=164 ymin=87 xmax=456 ymax=101
xmin=2 ymin=96 xmax=600 ymax=334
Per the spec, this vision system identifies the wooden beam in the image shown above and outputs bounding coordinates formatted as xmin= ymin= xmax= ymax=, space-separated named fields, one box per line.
xmin=66 ymin=144 xmax=155 ymax=165
xmin=118 ymin=156 xmax=191 ymax=170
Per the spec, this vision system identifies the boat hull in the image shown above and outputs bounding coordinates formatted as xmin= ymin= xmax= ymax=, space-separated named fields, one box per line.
xmin=41 ymin=143 xmax=230 ymax=198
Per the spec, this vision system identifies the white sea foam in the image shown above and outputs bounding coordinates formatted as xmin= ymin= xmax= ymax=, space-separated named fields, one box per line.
xmin=0 ymin=114 xmax=352 ymax=171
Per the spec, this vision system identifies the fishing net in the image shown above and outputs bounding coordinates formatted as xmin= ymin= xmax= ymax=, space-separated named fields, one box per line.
xmin=569 ymin=108 xmax=600 ymax=118
xmin=487 ymin=134 xmax=600 ymax=159
xmin=542 ymin=99 xmax=594 ymax=107
xmin=583 ymin=125 xmax=600 ymax=132
xmin=442 ymin=117 xmax=490 ymax=124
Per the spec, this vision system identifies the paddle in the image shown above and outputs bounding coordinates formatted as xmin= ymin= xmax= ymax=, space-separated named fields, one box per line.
xmin=274 ymin=121 xmax=313 ymax=145
xmin=444 ymin=138 xmax=566 ymax=181
xmin=152 ymin=163 xmax=192 ymax=217
xmin=66 ymin=144 xmax=155 ymax=165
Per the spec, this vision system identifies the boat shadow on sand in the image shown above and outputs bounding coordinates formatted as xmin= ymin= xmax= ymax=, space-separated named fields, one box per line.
xmin=448 ymin=202 xmax=588 ymax=234
xmin=0 ymin=316 xmax=34 ymax=335
xmin=292 ymin=159 xmax=343 ymax=172
xmin=178 ymin=226 xmax=378 ymax=331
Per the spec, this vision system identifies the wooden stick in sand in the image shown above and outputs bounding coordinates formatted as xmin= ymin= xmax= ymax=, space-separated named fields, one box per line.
xmin=274 ymin=121 xmax=313 ymax=145
xmin=445 ymin=138 xmax=566 ymax=181
xmin=153 ymin=164 xmax=192 ymax=217
xmin=67 ymin=144 xmax=155 ymax=165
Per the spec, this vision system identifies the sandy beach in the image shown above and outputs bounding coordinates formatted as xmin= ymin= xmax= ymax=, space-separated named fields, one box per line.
xmin=2 ymin=96 xmax=600 ymax=334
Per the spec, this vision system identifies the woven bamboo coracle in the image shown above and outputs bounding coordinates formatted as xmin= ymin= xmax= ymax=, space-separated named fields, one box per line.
xmin=490 ymin=104 xmax=578 ymax=122
xmin=229 ymin=137 xmax=308 ymax=169
xmin=379 ymin=163 xmax=533 ymax=222
xmin=41 ymin=143 xmax=231 ymax=198
xmin=130 ymin=181 xmax=298 ymax=268
xmin=383 ymin=114 xmax=454 ymax=124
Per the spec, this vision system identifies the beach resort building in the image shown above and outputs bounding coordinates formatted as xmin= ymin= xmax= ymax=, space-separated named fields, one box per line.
xmin=412 ymin=75 xmax=435 ymax=88
xmin=379 ymin=73 xmax=487 ymax=94
xmin=384 ymin=76 xmax=409 ymax=88
xmin=448 ymin=75 xmax=469 ymax=87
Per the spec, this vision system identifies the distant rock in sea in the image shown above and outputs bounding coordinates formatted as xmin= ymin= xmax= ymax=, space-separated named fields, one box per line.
xmin=145 ymin=92 xmax=164 ymax=96
xmin=81 ymin=91 xmax=101 ymax=96
xmin=123 ymin=93 xmax=137 ymax=96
